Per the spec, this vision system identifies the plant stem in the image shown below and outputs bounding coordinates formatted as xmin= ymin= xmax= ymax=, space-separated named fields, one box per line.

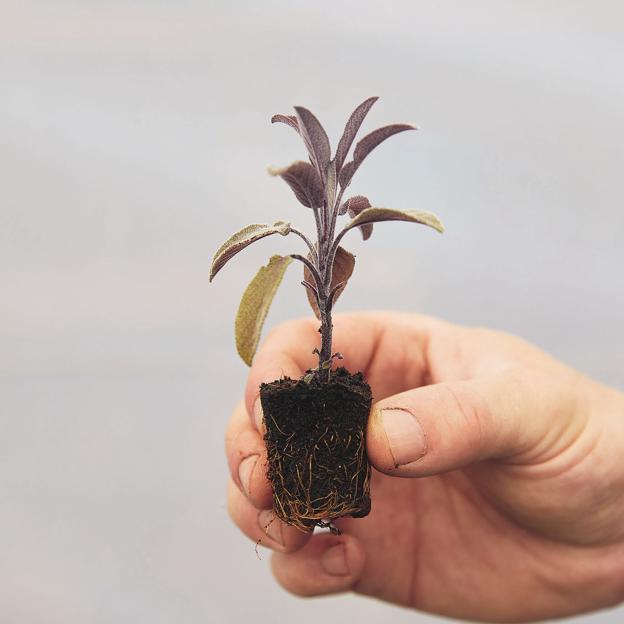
xmin=317 ymin=292 xmax=333 ymax=383
xmin=314 ymin=165 xmax=344 ymax=382
xmin=290 ymin=227 xmax=317 ymax=263
xmin=290 ymin=254 xmax=322 ymax=288
xmin=327 ymin=185 xmax=346 ymax=247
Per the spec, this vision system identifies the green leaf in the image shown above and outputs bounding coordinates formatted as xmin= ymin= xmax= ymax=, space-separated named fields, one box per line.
xmin=210 ymin=221 xmax=291 ymax=282
xmin=235 ymin=255 xmax=292 ymax=366
xmin=345 ymin=207 xmax=444 ymax=234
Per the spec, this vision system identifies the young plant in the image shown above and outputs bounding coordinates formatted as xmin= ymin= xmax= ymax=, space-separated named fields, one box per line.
xmin=210 ymin=97 xmax=443 ymax=531
xmin=210 ymin=97 xmax=443 ymax=380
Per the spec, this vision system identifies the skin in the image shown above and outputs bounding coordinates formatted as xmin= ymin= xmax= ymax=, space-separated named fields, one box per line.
xmin=225 ymin=311 xmax=624 ymax=622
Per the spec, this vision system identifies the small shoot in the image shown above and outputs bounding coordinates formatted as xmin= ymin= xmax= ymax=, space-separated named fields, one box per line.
xmin=210 ymin=97 xmax=444 ymax=381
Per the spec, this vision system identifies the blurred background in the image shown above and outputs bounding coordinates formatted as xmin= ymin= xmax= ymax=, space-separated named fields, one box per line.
xmin=1 ymin=1 xmax=623 ymax=622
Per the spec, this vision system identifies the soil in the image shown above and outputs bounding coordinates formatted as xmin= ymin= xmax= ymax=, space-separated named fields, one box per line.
xmin=260 ymin=367 xmax=372 ymax=533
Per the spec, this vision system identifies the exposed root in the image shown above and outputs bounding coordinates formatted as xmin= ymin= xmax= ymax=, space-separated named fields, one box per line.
xmin=261 ymin=367 xmax=372 ymax=532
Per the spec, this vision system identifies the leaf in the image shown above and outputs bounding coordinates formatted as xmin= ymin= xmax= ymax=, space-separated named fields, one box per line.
xmin=338 ymin=161 xmax=356 ymax=190
xmin=294 ymin=106 xmax=331 ymax=181
xmin=271 ymin=114 xmax=299 ymax=132
xmin=343 ymin=195 xmax=373 ymax=240
xmin=334 ymin=96 xmax=378 ymax=173
xmin=268 ymin=161 xmax=324 ymax=208
xmin=344 ymin=207 xmax=444 ymax=234
xmin=339 ymin=123 xmax=416 ymax=188
xmin=353 ymin=124 xmax=416 ymax=163
xmin=303 ymin=246 xmax=355 ymax=319
xmin=235 ymin=255 xmax=292 ymax=366
xmin=209 ymin=221 xmax=291 ymax=282
xmin=343 ymin=195 xmax=371 ymax=215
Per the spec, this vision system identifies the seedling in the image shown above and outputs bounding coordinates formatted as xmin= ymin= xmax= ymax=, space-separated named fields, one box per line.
xmin=211 ymin=97 xmax=443 ymax=531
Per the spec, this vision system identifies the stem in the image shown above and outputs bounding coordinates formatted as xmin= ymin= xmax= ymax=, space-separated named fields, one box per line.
xmin=301 ymin=279 xmax=320 ymax=303
xmin=327 ymin=224 xmax=350 ymax=273
xmin=317 ymin=293 xmax=333 ymax=383
xmin=311 ymin=205 xmax=323 ymax=250
xmin=290 ymin=254 xmax=322 ymax=289
xmin=314 ymin=163 xmax=344 ymax=382
xmin=328 ymin=185 xmax=346 ymax=245
xmin=290 ymin=227 xmax=317 ymax=263
xmin=312 ymin=159 xmax=349 ymax=381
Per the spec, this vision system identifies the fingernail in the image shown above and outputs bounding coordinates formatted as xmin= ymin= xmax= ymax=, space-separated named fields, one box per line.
xmin=238 ymin=455 xmax=258 ymax=498
xmin=253 ymin=396 xmax=264 ymax=432
xmin=381 ymin=408 xmax=427 ymax=467
xmin=258 ymin=509 xmax=284 ymax=546
xmin=321 ymin=544 xmax=349 ymax=576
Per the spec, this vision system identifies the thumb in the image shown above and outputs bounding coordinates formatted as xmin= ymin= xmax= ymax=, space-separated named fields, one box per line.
xmin=367 ymin=369 xmax=577 ymax=477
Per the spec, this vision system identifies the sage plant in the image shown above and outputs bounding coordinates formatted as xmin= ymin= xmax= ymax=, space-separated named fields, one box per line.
xmin=210 ymin=97 xmax=443 ymax=382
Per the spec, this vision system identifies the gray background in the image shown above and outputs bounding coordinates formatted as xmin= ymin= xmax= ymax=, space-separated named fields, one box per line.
xmin=1 ymin=1 xmax=623 ymax=622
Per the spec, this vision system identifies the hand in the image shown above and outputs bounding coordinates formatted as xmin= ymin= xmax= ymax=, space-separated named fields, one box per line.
xmin=225 ymin=311 xmax=624 ymax=622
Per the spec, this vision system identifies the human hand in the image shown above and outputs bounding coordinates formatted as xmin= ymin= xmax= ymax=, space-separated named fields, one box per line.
xmin=225 ymin=311 xmax=624 ymax=622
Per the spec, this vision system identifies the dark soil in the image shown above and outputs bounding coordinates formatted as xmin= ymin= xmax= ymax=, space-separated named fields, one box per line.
xmin=260 ymin=367 xmax=372 ymax=533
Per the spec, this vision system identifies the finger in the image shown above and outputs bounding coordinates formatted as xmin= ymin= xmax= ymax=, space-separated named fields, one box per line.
xmin=226 ymin=480 xmax=311 ymax=553
xmin=244 ymin=319 xmax=310 ymax=431
xmin=271 ymin=533 xmax=366 ymax=597
xmin=244 ymin=311 xmax=452 ymax=424
xmin=224 ymin=401 xmax=272 ymax=509
xmin=367 ymin=367 xmax=585 ymax=477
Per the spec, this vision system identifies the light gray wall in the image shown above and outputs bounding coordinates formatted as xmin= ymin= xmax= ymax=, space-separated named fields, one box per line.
xmin=1 ymin=1 xmax=623 ymax=622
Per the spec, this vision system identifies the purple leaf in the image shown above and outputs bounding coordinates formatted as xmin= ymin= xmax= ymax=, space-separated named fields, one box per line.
xmin=339 ymin=123 xmax=417 ymax=188
xmin=343 ymin=195 xmax=371 ymax=215
xmin=334 ymin=96 xmax=378 ymax=173
xmin=268 ymin=161 xmax=324 ymax=208
xmin=271 ymin=114 xmax=299 ymax=132
xmin=353 ymin=124 xmax=416 ymax=163
xmin=344 ymin=195 xmax=373 ymax=240
xmin=293 ymin=106 xmax=331 ymax=182
xmin=210 ymin=221 xmax=291 ymax=282
xmin=303 ymin=246 xmax=355 ymax=319
xmin=338 ymin=161 xmax=356 ymax=188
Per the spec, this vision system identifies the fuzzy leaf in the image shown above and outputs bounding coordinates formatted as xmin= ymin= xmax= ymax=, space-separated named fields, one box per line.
xmin=354 ymin=124 xmax=416 ymax=163
xmin=338 ymin=161 xmax=357 ymax=188
xmin=303 ymin=246 xmax=355 ymax=319
xmin=268 ymin=161 xmax=323 ymax=208
xmin=271 ymin=114 xmax=299 ymax=132
xmin=334 ymin=96 xmax=378 ymax=173
xmin=344 ymin=195 xmax=373 ymax=240
xmin=235 ymin=255 xmax=292 ymax=366
xmin=358 ymin=223 xmax=373 ymax=241
xmin=210 ymin=221 xmax=291 ymax=282
xmin=339 ymin=123 xmax=416 ymax=187
xmin=343 ymin=195 xmax=371 ymax=215
xmin=344 ymin=207 xmax=444 ymax=235
xmin=294 ymin=106 xmax=331 ymax=181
